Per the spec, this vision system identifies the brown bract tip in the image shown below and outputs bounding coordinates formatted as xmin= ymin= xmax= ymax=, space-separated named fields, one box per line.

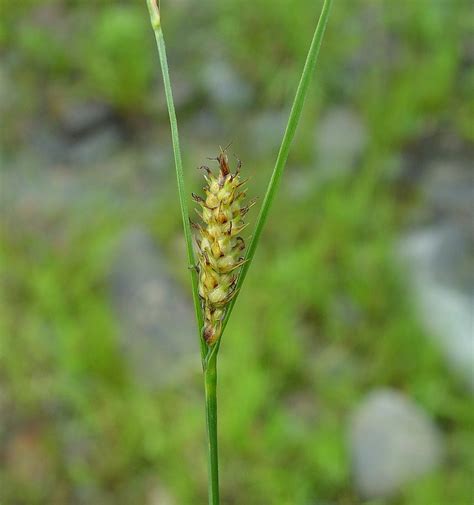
xmin=218 ymin=152 xmax=230 ymax=177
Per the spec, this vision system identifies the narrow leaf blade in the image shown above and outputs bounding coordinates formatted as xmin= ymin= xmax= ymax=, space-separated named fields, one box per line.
xmin=219 ymin=0 xmax=333 ymax=338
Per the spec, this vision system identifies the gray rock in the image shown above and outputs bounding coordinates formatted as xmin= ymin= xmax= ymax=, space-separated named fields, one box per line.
xmin=66 ymin=125 xmax=122 ymax=164
xmin=27 ymin=118 xmax=122 ymax=165
xmin=201 ymin=59 xmax=254 ymax=108
xmin=422 ymin=159 xmax=473 ymax=226
xmin=183 ymin=109 xmax=222 ymax=142
xmin=57 ymin=101 xmax=114 ymax=138
xmin=286 ymin=166 xmax=318 ymax=198
xmin=247 ymin=109 xmax=288 ymax=156
xmin=398 ymin=136 xmax=474 ymax=391
xmin=1 ymin=153 xmax=114 ymax=228
xmin=0 ymin=64 xmax=18 ymax=125
xmin=350 ymin=389 xmax=443 ymax=499
xmin=315 ymin=107 xmax=367 ymax=176
xmin=26 ymin=98 xmax=123 ymax=164
xmin=20 ymin=99 xmax=121 ymax=164
xmin=108 ymin=228 xmax=197 ymax=387
xmin=152 ymin=69 xmax=198 ymax=116
xmin=0 ymin=146 xmax=171 ymax=240
xmin=401 ymin=135 xmax=473 ymax=225
xmin=400 ymin=227 xmax=474 ymax=391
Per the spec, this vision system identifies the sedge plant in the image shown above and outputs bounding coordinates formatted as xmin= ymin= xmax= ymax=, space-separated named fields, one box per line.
xmin=145 ymin=1 xmax=332 ymax=503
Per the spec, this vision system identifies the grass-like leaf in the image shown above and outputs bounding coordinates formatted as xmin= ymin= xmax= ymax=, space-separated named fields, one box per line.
xmin=217 ymin=0 xmax=333 ymax=348
xmin=145 ymin=0 xmax=206 ymax=361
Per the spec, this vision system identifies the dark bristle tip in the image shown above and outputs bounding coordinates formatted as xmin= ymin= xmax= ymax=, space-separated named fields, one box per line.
xmin=191 ymin=192 xmax=204 ymax=203
xmin=217 ymin=151 xmax=230 ymax=176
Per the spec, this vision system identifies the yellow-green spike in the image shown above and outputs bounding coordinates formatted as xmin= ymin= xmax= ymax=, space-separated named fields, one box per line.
xmin=193 ymin=149 xmax=251 ymax=345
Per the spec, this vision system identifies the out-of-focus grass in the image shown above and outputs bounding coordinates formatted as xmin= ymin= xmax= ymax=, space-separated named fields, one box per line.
xmin=216 ymin=0 xmax=471 ymax=139
xmin=1 ymin=0 xmax=473 ymax=504
xmin=2 ymin=168 xmax=472 ymax=504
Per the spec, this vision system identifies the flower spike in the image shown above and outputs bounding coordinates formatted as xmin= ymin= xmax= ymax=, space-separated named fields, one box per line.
xmin=193 ymin=149 xmax=252 ymax=345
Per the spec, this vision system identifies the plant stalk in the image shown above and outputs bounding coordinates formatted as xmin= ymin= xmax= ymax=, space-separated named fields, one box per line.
xmin=146 ymin=1 xmax=332 ymax=502
xmin=145 ymin=0 xmax=206 ymax=362
xmin=204 ymin=353 xmax=219 ymax=505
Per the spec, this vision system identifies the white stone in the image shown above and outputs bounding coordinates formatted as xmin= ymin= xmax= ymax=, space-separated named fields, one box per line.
xmin=400 ymin=227 xmax=474 ymax=392
xmin=350 ymin=389 xmax=443 ymax=499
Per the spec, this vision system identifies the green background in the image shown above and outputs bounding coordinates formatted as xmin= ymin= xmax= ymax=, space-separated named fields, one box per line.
xmin=1 ymin=0 xmax=473 ymax=504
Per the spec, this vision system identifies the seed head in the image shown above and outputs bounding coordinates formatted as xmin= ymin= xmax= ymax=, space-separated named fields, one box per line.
xmin=193 ymin=149 xmax=253 ymax=345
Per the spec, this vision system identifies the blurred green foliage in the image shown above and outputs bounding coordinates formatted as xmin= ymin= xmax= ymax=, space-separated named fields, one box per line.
xmin=1 ymin=0 xmax=473 ymax=504
xmin=1 ymin=1 xmax=155 ymax=114
xmin=216 ymin=0 xmax=471 ymax=142
xmin=80 ymin=6 xmax=153 ymax=111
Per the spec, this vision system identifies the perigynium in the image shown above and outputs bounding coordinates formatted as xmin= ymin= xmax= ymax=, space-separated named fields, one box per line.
xmin=192 ymin=150 xmax=253 ymax=345
xmin=145 ymin=0 xmax=332 ymax=503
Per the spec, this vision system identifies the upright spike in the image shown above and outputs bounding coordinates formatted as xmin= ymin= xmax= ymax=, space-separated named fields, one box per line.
xmin=191 ymin=148 xmax=254 ymax=345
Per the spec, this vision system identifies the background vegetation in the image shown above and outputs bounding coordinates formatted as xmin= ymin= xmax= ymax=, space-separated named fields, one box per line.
xmin=1 ymin=1 xmax=472 ymax=504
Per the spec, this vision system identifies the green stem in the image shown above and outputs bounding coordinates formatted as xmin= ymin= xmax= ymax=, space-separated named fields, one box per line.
xmin=146 ymin=3 xmax=219 ymax=502
xmin=145 ymin=0 xmax=206 ymax=362
xmin=204 ymin=354 xmax=219 ymax=505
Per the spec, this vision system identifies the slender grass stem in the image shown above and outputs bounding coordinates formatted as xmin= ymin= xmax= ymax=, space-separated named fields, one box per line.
xmin=217 ymin=0 xmax=333 ymax=346
xmin=204 ymin=353 xmax=219 ymax=505
xmin=147 ymin=1 xmax=332 ymax=502
xmin=145 ymin=0 xmax=206 ymax=361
